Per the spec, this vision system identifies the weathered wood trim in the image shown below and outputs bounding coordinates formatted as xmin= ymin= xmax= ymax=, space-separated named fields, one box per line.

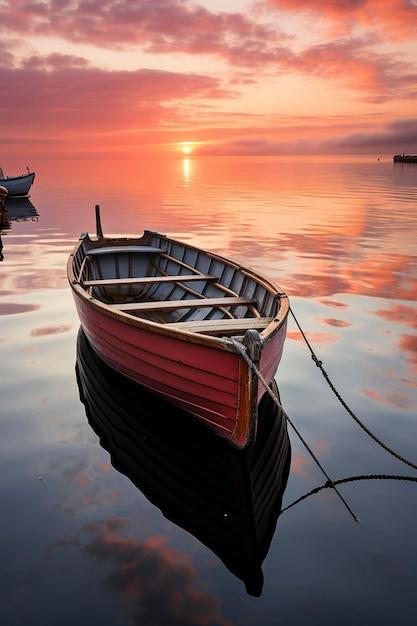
xmin=166 ymin=317 xmax=273 ymax=335
xmin=84 ymin=274 xmax=219 ymax=287
xmin=87 ymin=245 xmax=163 ymax=255
xmin=114 ymin=296 xmax=256 ymax=312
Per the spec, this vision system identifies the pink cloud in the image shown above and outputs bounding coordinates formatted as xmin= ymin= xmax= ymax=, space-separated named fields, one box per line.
xmin=260 ymin=0 xmax=417 ymax=39
xmin=0 ymin=303 xmax=40 ymax=315
xmin=1 ymin=0 xmax=289 ymax=59
xmin=295 ymin=40 xmax=417 ymax=103
xmin=0 ymin=60 xmax=233 ymax=152
xmin=30 ymin=324 xmax=73 ymax=337
xmin=2 ymin=0 xmax=413 ymax=99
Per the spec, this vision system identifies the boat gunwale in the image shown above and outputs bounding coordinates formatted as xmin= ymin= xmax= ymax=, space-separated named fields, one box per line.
xmin=0 ymin=171 xmax=35 ymax=183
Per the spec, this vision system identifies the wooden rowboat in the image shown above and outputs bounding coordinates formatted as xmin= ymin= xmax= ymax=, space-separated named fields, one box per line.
xmin=67 ymin=206 xmax=289 ymax=449
xmin=0 ymin=167 xmax=35 ymax=197
xmin=76 ymin=328 xmax=291 ymax=596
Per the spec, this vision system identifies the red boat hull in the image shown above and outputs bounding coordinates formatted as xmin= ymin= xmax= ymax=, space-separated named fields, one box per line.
xmin=73 ymin=292 xmax=287 ymax=448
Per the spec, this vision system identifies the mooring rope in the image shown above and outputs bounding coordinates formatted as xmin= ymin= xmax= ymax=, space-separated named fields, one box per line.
xmin=288 ymin=306 xmax=417 ymax=472
xmin=228 ymin=337 xmax=360 ymax=521
xmin=225 ymin=306 xmax=417 ymax=521
xmin=281 ymin=473 xmax=417 ymax=514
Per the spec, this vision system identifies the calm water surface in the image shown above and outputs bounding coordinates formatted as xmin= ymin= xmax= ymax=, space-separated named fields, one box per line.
xmin=1 ymin=156 xmax=417 ymax=625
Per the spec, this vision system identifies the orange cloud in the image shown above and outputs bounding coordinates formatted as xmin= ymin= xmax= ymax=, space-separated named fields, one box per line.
xmin=55 ymin=517 xmax=234 ymax=626
xmin=372 ymin=304 xmax=417 ymax=374
xmin=373 ymin=303 xmax=417 ymax=330
xmin=319 ymin=318 xmax=351 ymax=328
xmin=360 ymin=387 xmax=416 ymax=409
xmin=288 ymin=330 xmax=339 ymax=344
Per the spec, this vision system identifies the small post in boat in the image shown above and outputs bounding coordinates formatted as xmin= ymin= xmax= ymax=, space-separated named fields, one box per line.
xmin=95 ymin=204 xmax=103 ymax=239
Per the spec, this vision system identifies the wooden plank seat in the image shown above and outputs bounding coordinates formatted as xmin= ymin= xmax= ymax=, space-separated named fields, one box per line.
xmin=166 ymin=316 xmax=274 ymax=335
xmin=87 ymin=245 xmax=163 ymax=255
xmin=84 ymin=274 xmax=219 ymax=287
xmin=112 ymin=296 xmax=257 ymax=313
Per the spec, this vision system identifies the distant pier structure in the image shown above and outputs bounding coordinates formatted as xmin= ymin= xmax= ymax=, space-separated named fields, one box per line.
xmin=393 ymin=154 xmax=417 ymax=163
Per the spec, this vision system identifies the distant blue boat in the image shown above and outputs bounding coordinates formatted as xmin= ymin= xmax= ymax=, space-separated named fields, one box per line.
xmin=0 ymin=167 xmax=35 ymax=196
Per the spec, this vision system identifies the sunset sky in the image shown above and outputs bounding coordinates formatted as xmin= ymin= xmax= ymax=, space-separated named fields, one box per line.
xmin=1 ymin=0 xmax=417 ymax=158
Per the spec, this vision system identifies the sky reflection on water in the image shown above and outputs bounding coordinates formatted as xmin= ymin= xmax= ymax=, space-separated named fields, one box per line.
xmin=1 ymin=156 xmax=417 ymax=625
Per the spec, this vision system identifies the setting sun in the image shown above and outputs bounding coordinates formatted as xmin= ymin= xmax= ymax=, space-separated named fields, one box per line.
xmin=182 ymin=145 xmax=192 ymax=155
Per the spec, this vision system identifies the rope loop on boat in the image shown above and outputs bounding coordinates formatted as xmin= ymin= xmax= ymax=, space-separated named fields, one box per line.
xmin=288 ymin=306 xmax=417 ymax=472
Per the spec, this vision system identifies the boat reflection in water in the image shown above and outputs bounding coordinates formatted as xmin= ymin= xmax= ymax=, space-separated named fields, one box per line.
xmin=0 ymin=225 xmax=8 ymax=261
xmin=76 ymin=329 xmax=291 ymax=597
xmin=5 ymin=196 xmax=39 ymax=222
xmin=0 ymin=186 xmax=8 ymax=260
xmin=0 ymin=197 xmax=39 ymax=261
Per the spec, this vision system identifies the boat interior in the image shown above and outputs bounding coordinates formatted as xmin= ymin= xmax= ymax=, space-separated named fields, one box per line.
xmin=74 ymin=237 xmax=282 ymax=336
